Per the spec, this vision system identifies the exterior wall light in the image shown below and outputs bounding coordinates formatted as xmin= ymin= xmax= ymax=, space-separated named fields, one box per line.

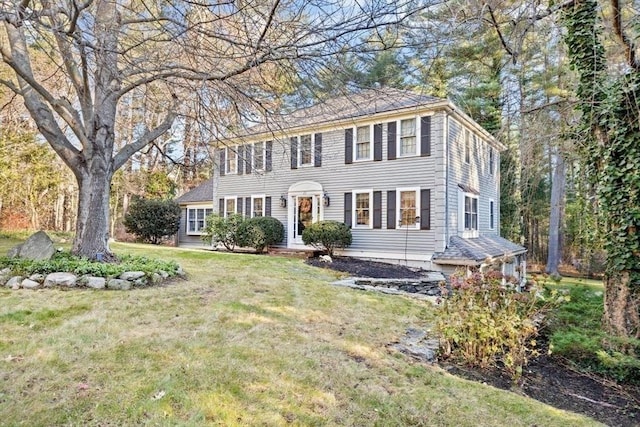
xmin=280 ymin=195 xmax=287 ymax=208
xmin=323 ymin=193 xmax=330 ymax=207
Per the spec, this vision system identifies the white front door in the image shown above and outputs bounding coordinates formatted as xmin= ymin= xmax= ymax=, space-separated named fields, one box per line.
xmin=291 ymin=194 xmax=321 ymax=245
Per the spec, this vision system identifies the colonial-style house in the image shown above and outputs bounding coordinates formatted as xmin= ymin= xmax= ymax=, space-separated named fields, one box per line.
xmin=176 ymin=88 xmax=526 ymax=280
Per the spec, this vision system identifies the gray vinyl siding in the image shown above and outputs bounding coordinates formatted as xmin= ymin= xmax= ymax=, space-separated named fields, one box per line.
xmin=215 ymin=112 xmax=447 ymax=260
xmin=446 ymin=117 xmax=500 ymax=240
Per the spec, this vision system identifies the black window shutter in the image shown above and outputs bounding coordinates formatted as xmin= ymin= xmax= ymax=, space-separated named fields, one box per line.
xmin=420 ymin=189 xmax=431 ymax=230
xmin=373 ymin=124 xmax=382 ymax=161
xmin=314 ymin=133 xmax=322 ymax=167
xmin=387 ymin=121 xmax=396 ymax=160
xmin=421 ymin=116 xmax=431 ymax=157
xmin=265 ymin=196 xmax=272 ymax=217
xmin=237 ymin=147 xmax=244 ymax=175
xmin=219 ymin=149 xmax=226 ymax=176
xmin=237 ymin=197 xmax=243 ymax=215
xmin=387 ymin=191 xmax=396 ymax=229
xmin=265 ymin=141 xmax=273 ymax=172
xmin=373 ymin=191 xmax=382 ymax=229
xmin=245 ymin=197 xmax=251 ymax=217
xmin=345 ymin=128 xmax=353 ymax=164
xmin=219 ymin=198 xmax=224 ymax=215
xmin=344 ymin=192 xmax=352 ymax=227
xmin=245 ymin=145 xmax=252 ymax=174
xmin=290 ymin=137 xmax=298 ymax=169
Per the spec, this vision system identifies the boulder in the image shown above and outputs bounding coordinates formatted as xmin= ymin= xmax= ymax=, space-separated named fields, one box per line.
xmin=29 ymin=274 xmax=45 ymax=283
xmin=7 ymin=231 xmax=55 ymax=261
xmin=21 ymin=278 xmax=41 ymax=289
xmin=6 ymin=276 xmax=23 ymax=289
xmin=107 ymin=279 xmax=131 ymax=290
xmin=84 ymin=277 xmax=106 ymax=290
xmin=0 ymin=268 xmax=11 ymax=286
xmin=44 ymin=272 xmax=78 ymax=288
xmin=119 ymin=271 xmax=145 ymax=281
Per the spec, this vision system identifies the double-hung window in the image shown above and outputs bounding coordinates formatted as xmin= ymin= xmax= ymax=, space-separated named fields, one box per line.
xmin=489 ymin=147 xmax=494 ymax=175
xmin=254 ymin=142 xmax=265 ymax=171
xmin=299 ymin=134 xmax=313 ymax=166
xmin=353 ymin=190 xmax=373 ymax=228
xmin=464 ymin=131 xmax=471 ymax=164
xmin=226 ymin=146 xmax=238 ymax=174
xmin=187 ymin=206 xmax=213 ymax=234
xmin=397 ymin=187 xmax=420 ymax=228
xmin=464 ymin=195 xmax=478 ymax=231
xmin=224 ymin=197 xmax=237 ymax=218
xmin=251 ymin=195 xmax=265 ymax=217
xmin=489 ymin=199 xmax=495 ymax=229
xmin=355 ymin=126 xmax=371 ymax=161
xmin=400 ymin=118 xmax=417 ymax=156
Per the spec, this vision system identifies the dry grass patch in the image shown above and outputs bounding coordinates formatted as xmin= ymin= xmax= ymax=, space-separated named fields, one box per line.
xmin=0 ymin=239 xmax=603 ymax=426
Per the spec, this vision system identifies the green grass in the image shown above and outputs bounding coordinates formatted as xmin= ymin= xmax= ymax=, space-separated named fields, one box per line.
xmin=0 ymin=237 xmax=602 ymax=426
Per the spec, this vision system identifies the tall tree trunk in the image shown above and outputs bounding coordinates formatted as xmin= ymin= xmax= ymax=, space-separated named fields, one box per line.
xmin=546 ymin=153 xmax=566 ymax=276
xmin=604 ymin=272 xmax=640 ymax=341
xmin=72 ymin=157 xmax=114 ymax=260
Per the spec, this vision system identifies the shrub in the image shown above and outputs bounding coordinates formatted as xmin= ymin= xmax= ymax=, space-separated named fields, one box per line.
xmin=301 ymin=220 xmax=352 ymax=257
xmin=202 ymin=213 xmax=249 ymax=251
xmin=123 ymin=198 xmax=181 ymax=244
xmin=0 ymin=250 xmax=180 ymax=278
xmin=436 ymin=270 xmax=567 ymax=382
xmin=244 ymin=216 xmax=284 ymax=253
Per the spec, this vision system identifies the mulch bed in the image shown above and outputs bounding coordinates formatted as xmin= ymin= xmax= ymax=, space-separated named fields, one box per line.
xmin=307 ymin=256 xmax=640 ymax=426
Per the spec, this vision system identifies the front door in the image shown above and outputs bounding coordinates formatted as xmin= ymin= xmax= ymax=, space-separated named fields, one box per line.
xmin=293 ymin=195 xmax=319 ymax=244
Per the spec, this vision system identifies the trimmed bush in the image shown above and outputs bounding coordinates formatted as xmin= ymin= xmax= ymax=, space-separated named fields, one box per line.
xmin=244 ymin=216 xmax=284 ymax=253
xmin=202 ymin=213 xmax=247 ymax=251
xmin=301 ymin=220 xmax=352 ymax=257
xmin=436 ymin=270 xmax=567 ymax=382
xmin=123 ymin=198 xmax=181 ymax=244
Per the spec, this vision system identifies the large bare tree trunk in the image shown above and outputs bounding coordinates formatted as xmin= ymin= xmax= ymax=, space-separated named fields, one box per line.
xmin=546 ymin=153 xmax=566 ymax=276
xmin=603 ymin=272 xmax=640 ymax=343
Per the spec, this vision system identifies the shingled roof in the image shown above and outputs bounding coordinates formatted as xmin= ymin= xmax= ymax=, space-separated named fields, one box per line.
xmin=242 ymin=87 xmax=443 ymax=137
xmin=175 ymin=178 xmax=213 ymax=204
xmin=432 ymin=235 xmax=527 ymax=265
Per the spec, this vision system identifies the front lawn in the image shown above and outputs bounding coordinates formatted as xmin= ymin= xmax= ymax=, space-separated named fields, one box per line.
xmin=0 ymin=238 xmax=599 ymax=426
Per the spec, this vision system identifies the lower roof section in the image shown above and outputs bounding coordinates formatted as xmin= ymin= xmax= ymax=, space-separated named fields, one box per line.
xmin=432 ymin=235 xmax=527 ymax=266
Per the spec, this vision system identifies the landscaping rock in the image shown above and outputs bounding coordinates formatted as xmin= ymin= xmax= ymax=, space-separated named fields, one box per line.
xmin=133 ymin=277 xmax=148 ymax=287
xmin=29 ymin=274 xmax=45 ymax=283
xmin=107 ymin=279 xmax=131 ymax=290
xmin=21 ymin=278 xmax=40 ymax=289
xmin=84 ymin=277 xmax=106 ymax=290
xmin=44 ymin=272 xmax=78 ymax=288
xmin=392 ymin=328 xmax=439 ymax=363
xmin=0 ymin=268 xmax=11 ymax=285
xmin=7 ymin=231 xmax=55 ymax=261
xmin=6 ymin=276 xmax=23 ymax=289
xmin=119 ymin=271 xmax=145 ymax=281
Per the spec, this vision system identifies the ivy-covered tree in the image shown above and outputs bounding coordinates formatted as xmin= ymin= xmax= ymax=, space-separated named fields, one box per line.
xmin=563 ymin=0 xmax=640 ymax=343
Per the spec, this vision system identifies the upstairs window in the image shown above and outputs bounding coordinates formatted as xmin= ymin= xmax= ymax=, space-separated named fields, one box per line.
xmin=226 ymin=146 xmax=238 ymax=174
xmin=254 ymin=142 xmax=265 ymax=171
xmin=464 ymin=130 xmax=471 ymax=164
xmin=355 ymin=126 xmax=371 ymax=161
xmin=300 ymin=134 xmax=313 ymax=166
xmin=489 ymin=147 xmax=494 ymax=175
xmin=400 ymin=118 xmax=417 ymax=156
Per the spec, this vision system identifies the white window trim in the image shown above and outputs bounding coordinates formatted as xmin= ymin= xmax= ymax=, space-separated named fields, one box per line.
xmin=253 ymin=142 xmax=266 ymax=171
xmin=297 ymin=134 xmax=315 ymax=167
xmin=396 ymin=186 xmax=421 ymax=229
xmin=186 ymin=205 xmax=214 ymax=235
xmin=458 ymin=190 xmax=479 ymax=238
xmin=489 ymin=198 xmax=495 ymax=230
xmin=396 ymin=116 xmax=421 ymax=158
xmin=353 ymin=124 xmax=374 ymax=162
xmin=251 ymin=194 xmax=266 ymax=218
xmin=226 ymin=146 xmax=238 ymax=174
xmin=352 ymin=189 xmax=374 ymax=229
xmin=224 ymin=196 xmax=237 ymax=218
